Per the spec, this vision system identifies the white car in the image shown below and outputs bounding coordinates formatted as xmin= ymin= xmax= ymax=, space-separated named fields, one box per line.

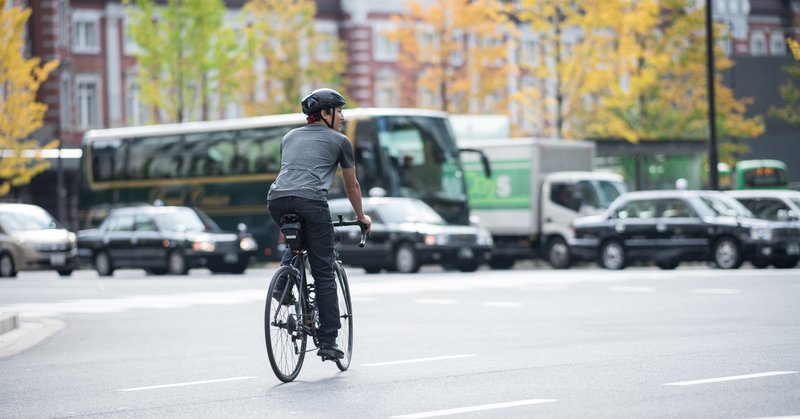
xmin=725 ymin=190 xmax=800 ymax=222
xmin=0 ymin=203 xmax=77 ymax=277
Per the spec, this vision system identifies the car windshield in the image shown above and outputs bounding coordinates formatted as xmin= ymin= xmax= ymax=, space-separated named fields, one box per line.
xmin=790 ymin=197 xmax=800 ymax=209
xmin=375 ymin=200 xmax=446 ymax=224
xmin=0 ymin=208 xmax=61 ymax=232
xmin=699 ymin=195 xmax=754 ymax=217
xmin=153 ymin=208 xmax=213 ymax=232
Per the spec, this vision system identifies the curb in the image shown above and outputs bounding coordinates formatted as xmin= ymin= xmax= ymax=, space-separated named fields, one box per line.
xmin=0 ymin=317 xmax=65 ymax=358
xmin=0 ymin=312 xmax=20 ymax=335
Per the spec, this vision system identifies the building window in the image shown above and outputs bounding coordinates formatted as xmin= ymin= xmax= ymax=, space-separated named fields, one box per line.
xmin=522 ymin=37 xmax=539 ymax=66
xmin=375 ymin=70 xmax=399 ymax=107
xmin=126 ymin=79 xmax=148 ymax=126
xmin=123 ymin=18 xmax=141 ymax=56
xmin=750 ymin=31 xmax=766 ymax=56
xmin=770 ymin=31 xmax=786 ymax=56
xmin=72 ymin=10 xmax=101 ymax=54
xmin=374 ymin=24 xmax=399 ymax=62
xmin=76 ymin=75 xmax=101 ymax=129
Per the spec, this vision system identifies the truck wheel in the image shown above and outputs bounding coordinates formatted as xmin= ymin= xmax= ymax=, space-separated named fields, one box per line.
xmin=600 ymin=241 xmax=626 ymax=270
xmin=547 ymin=237 xmax=571 ymax=269
xmin=393 ymin=243 xmax=420 ymax=273
xmin=488 ymin=256 xmax=515 ymax=270
xmin=712 ymin=237 xmax=742 ymax=269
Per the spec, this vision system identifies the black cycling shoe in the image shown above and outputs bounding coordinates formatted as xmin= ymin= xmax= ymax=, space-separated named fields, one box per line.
xmin=317 ymin=343 xmax=344 ymax=360
xmin=271 ymin=276 xmax=296 ymax=306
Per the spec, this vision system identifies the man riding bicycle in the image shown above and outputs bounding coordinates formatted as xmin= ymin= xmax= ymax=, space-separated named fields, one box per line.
xmin=267 ymin=88 xmax=372 ymax=360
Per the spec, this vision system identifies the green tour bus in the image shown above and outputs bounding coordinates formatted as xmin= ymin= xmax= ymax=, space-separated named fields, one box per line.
xmin=732 ymin=159 xmax=789 ymax=190
xmin=78 ymin=108 xmax=489 ymax=260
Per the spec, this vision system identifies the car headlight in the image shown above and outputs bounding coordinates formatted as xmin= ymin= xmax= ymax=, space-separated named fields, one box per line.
xmin=192 ymin=241 xmax=216 ymax=252
xmin=239 ymin=237 xmax=258 ymax=251
xmin=424 ymin=234 xmax=448 ymax=246
xmin=749 ymin=227 xmax=772 ymax=241
xmin=477 ymin=230 xmax=493 ymax=246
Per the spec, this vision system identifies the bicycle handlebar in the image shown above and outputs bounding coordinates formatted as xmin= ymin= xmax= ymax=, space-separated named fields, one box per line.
xmin=333 ymin=215 xmax=369 ymax=247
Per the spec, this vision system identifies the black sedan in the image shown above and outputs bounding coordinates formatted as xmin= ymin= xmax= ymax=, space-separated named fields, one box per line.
xmin=569 ymin=190 xmax=798 ymax=269
xmin=327 ymin=197 xmax=493 ymax=273
xmin=77 ymin=206 xmax=258 ymax=275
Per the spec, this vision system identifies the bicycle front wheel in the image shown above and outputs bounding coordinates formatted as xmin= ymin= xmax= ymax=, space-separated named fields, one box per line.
xmin=265 ymin=266 xmax=307 ymax=382
xmin=334 ymin=263 xmax=353 ymax=371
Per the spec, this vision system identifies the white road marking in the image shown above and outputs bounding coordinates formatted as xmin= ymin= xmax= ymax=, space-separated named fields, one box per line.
xmin=361 ymin=354 xmax=475 ymax=367
xmin=483 ymin=301 xmax=523 ymax=308
xmin=664 ymin=371 xmax=798 ymax=386
xmin=692 ymin=288 xmax=741 ymax=294
xmin=118 ymin=376 xmax=258 ymax=392
xmin=391 ymin=399 xmax=558 ymax=418
xmin=608 ymin=286 xmax=655 ymax=293
xmin=414 ymin=298 xmax=458 ymax=305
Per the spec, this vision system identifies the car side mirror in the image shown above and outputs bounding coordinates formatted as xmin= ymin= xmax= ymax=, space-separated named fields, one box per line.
xmin=778 ymin=209 xmax=798 ymax=222
xmin=237 ymin=223 xmax=247 ymax=233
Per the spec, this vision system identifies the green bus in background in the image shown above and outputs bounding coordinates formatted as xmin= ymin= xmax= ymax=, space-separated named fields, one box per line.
xmin=727 ymin=159 xmax=789 ymax=190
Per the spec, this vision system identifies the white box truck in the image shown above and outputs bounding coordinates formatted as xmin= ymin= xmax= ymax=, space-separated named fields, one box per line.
xmin=459 ymin=137 xmax=627 ymax=269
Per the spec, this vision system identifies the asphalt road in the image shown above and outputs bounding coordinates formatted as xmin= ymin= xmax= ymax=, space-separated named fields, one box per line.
xmin=1 ymin=266 xmax=799 ymax=418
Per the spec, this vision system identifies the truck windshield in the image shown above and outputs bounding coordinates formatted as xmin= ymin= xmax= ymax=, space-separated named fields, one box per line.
xmin=579 ymin=180 xmax=627 ymax=209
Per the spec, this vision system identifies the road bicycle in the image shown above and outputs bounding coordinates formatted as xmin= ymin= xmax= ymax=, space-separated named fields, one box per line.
xmin=265 ymin=214 xmax=367 ymax=382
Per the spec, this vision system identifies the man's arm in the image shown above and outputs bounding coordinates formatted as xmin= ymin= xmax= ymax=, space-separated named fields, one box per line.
xmin=341 ymin=167 xmax=372 ymax=234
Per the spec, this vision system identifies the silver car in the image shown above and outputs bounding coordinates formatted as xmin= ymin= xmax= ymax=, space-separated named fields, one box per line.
xmin=0 ymin=204 xmax=77 ymax=277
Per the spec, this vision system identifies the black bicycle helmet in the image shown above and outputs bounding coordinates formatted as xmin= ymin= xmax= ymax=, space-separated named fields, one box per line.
xmin=301 ymin=88 xmax=346 ymax=116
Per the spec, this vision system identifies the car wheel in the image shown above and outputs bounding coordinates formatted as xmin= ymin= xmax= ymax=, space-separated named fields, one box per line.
xmin=168 ymin=250 xmax=189 ymax=275
xmin=363 ymin=266 xmax=382 ymax=274
xmin=94 ymin=252 xmax=114 ymax=277
xmin=454 ymin=260 xmax=481 ymax=273
xmin=600 ymin=241 xmax=626 ymax=270
xmin=146 ymin=268 xmax=168 ymax=275
xmin=393 ymin=243 xmax=420 ymax=274
xmin=0 ymin=253 xmax=17 ymax=278
xmin=712 ymin=237 xmax=742 ymax=269
xmin=751 ymin=258 xmax=771 ymax=269
xmin=547 ymin=237 xmax=571 ymax=269
xmin=773 ymin=257 xmax=799 ymax=269
xmin=656 ymin=259 xmax=679 ymax=270
xmin=57 ymin=269 xmax=73 ymax=277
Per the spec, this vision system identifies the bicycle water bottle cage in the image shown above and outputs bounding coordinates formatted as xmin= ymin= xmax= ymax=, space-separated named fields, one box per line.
xmin=280 ymin=214 xmax=303 ymax=252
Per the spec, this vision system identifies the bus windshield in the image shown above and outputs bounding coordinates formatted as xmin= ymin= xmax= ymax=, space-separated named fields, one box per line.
xmin=735 ymin=160 xmax=788 ymax=189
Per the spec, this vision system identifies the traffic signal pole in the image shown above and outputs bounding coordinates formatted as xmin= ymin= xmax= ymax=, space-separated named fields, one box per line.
xmin=705 ymin=0 xmax=720 ymax=190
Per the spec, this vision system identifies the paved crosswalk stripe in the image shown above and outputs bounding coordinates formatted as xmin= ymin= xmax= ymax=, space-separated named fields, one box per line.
xmin=663 ymin=371 xmax=798 ymax=386
xmin=391 ymin=399 xmax=558 ymax=418
xmin=362 ymin=354 xmax=475 ymax=367
xmin=118 ymin=376 xmax=258 ymax=392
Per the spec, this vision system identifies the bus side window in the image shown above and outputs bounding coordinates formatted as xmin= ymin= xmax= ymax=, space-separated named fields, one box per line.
xmin=250 ymin=127 xmax=285 ymax=174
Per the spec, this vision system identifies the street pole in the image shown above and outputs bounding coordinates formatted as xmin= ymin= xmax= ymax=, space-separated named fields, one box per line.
xmin=705 ymin=0 xmax=720 ymax=190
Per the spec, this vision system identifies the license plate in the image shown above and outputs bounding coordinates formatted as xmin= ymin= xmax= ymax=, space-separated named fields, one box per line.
xmin=787 ymin=243 xmax=800 ymax=255
xmin=50 ymin=253 xmax=66 ymax=266
xmin=224 ymin=253 xmax=238 ymax=263
xmin=458 ymin=247 xmax=474 ymax=259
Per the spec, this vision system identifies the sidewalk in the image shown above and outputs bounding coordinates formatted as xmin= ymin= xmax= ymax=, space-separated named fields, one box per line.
xmin=0 ymin=312 xmax=64 ymax=358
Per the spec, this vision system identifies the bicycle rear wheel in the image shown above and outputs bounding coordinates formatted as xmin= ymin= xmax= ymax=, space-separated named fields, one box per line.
xmin=334 ymin=263 xmax=353 ymax=371
xmin=265 ymin=266 xmax=307 ymax=382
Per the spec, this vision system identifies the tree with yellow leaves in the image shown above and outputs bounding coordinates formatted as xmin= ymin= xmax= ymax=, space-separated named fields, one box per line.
xmin=575 ymin=0 xmax=763 ymax=164
xmin=0 ymin=0 xmax=59 ymax=196
xmin=238 ymin=0 xmax=346 ymax=116
xmin=769 ymin=37 xmax=800 ymax=125
xmin=386 ymin=0 xmax=515 ymax=113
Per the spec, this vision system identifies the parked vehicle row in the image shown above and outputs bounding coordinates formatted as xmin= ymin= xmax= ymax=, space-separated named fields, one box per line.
xmin=570 ymin=190 xmax=800 ymax=270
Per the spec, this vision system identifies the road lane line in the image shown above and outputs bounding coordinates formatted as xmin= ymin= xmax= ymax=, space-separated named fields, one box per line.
xmin=664 ymin=371 xmax=798 ymax=386
xmin=118 ymin=376 xmax=258 ymax=392
xmin=692 ymin=288 xmax=741 ymax=294
xmin=391 ymin=399 xmax=558 ymax=418
xmin=414 ymin=298 xmax=458 ymax=305
xmin=608 ymin=286 xmax=655 ymax=293
xmin=484 ymin=301 xmax=523 ymax=308
xmin=361 ymin=354 xmax=475 ymax=367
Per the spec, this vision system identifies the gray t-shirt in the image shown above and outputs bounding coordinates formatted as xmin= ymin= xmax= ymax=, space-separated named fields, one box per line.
xmin=267 ymin=124 xmax=355 ymax=202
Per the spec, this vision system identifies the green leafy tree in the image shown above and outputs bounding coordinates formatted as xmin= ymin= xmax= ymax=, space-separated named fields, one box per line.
xmin=239 ymin=0 xmax=347 ymax=116
xmin=387 ymin=0 xmax=515 ymax=113
xmin=0 ymin=0 xmax=59 ymax=196
xmin=769 ymin=37 xmax=800 ymax=125
xmin=126 ymin=0 xmax=246 ymax=122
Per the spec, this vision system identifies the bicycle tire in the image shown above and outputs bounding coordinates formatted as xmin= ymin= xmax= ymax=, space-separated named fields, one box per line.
xmin=265 ymin=266 xmax=307 ymax=382
xmin=334 ymin=262 xmax=354 ymax=371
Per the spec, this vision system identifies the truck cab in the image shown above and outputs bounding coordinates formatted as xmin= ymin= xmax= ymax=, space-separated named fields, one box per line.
xmin=540 ymin=171 xmax=627 ymax=268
